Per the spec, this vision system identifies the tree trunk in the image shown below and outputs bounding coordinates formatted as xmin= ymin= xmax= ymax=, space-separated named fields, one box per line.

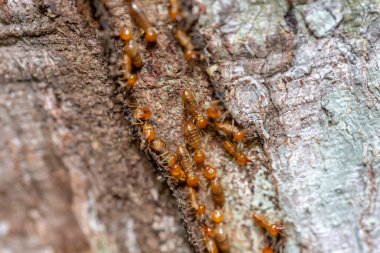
xmin=0 ymin=0 xmax=379 ymax=253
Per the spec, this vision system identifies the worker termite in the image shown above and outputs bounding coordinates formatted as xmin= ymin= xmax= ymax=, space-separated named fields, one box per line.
xmin=168 ymin=0 xmax=180 ymax=21
xmin=175 ymin=29 xmax=197 ymax=60
xmin=142 ymin=123 xmax=155 ymax=141
xmin=169 ymin=164 xmax=187 ymax=182
xmin=214 ymin=223 xmax=230 ymax=253
xmin=252 ymin=213 xmax=286 ymax=236
xmin=210 ymin=179 xmax=225 ymax=207
xmin=127 ymin=0 xmax=157 ymax=43
xmin=177 ymin=144 xmax=199 ymax=187
xmin=124 ymin=40 xmax=142 ymax=68
xmin=223 ymin=140 xmax=251 ymax=165
xmin=181 ymin=89 xmax=209 ymax=129
xmin=215 ymin=122 xmax=246 ymax=142
xmin=183 ymin=121 xmax=205 ymax=164
xmin=132 ymin=106 xmax=152 ymax=121
xmin=150 ymin=138 xmax=169 ymax=153
xmin=188 ymin=187 xmax=199 ymax=211
xmin=204 ymin=236 xmax=218 ymax=253
xmin=123 ymin=54 xmax=138 ymax=88
xmin=150 ymin=138 xmax=177 ymax=167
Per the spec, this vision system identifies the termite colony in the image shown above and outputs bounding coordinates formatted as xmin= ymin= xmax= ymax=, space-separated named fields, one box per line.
xmin=110 ymin=0 xmax=286 ymax=252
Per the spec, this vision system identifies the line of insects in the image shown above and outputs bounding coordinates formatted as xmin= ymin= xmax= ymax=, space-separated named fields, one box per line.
xmin=119 ymin=1 xmax=286 ymax=252
xmin=119 ymin=0 xmax=202 ymax=90
xmin=129 ymin=89 xmax=257 ymax=253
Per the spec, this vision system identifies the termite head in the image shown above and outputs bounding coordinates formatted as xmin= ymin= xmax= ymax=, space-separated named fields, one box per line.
xmin=127 ymin=74 xmax=138 ymax=89
xmin=211 ymin=209 xmax=224 ymax=224
xmin=203 ymin=164 xmax=217 ymax=180
xmin=145 ymin=27 xmax=157 ymax=43
xmin=233 ymin=130 xmax=246 ymax=142
xmin=236 ymin=152 xmax=252 ymax=165
xmin=186 ymin=174 xmax=199 ymax=188
xmin=206 ymin=104 xmax=221 ymax=119
xmin=194 ymin=149 xmax=206 ymax=164
xmin=120 ymin=26 xmax=133 ymax=41
xmin=184 ymin=49 xmax=197 ymax=61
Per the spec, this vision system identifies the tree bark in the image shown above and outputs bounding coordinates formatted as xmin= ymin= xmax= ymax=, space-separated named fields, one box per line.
xmin=1 ymin=0 xmax=379 ymax=253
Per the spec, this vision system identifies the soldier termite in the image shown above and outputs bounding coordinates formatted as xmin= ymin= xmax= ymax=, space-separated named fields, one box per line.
xmin=177 ymin=144 xmax=199 ymax=187
xmin=223 ymin=140 xmax=251 ymax=165
xmin=127 ymin=0 xmax=157 ymax=43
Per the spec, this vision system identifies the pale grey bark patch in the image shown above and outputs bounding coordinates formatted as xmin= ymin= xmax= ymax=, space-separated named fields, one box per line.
xmin=200 ymin=0 xmax=380 ymax=252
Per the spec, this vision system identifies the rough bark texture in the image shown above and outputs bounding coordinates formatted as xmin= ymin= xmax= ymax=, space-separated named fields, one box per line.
xmin=1 ymin=0 xmax=379 ymax=253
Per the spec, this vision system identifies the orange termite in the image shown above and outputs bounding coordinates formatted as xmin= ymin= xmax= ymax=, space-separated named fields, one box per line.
xmin=133 ymin=106 xmax=152 ymax=121
xmin=177 ymin=144 xmax=199 ymax=187
xmin=175 ymin=29 xmax=197 ymax=60
xmin=214 ymin=223 xmax=230 ymax=253
xmin=210 ymin=179 xmax=225 ymax=207
xmin=183 ymin=121 xmax=205 ymax=164
xmin=123 ymin=54 xmax=137 ymax=88
xmin=206 ymin=103 xmax=222 ymax=120
xmin=188 ymin=187 xmax=199 ymax=211
xmin=169 ymin=164 xmax=187 ymax=182
xmin=150 ymin=138 xmax=177 ymax=167
xmin=202 ymin=225 xmax=215 ymax=237
xmin=262 ymin=245 xmax=274 ymax=253
xmin=252 ymin=213 xmax=286 ymax=236
xmin=124 ymin=40 xmax=142 ymax=68
xmin=223 ymin=140 xmax=251 ymax=165
xmin=150 ymin=138 xmax=169 ymax=153
xmin=127 ymin=0 xmax=157 ymax=43
xmin=197 ymin=203 xmax=206 ymax=221
xmin=215 ymin=122 xmax=246 ymax=142
xmin=181 ymin=90 xmax=209 ymax=129
xmin=168 ymin=0 xmax=180 ymax=21
xmin=204 ymin=236 xmax=219 ymax=253
xmin=142 ymin=123 xmax=155 ymax=141
xmin=120 ymin=26 xmax=133 ymax=41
